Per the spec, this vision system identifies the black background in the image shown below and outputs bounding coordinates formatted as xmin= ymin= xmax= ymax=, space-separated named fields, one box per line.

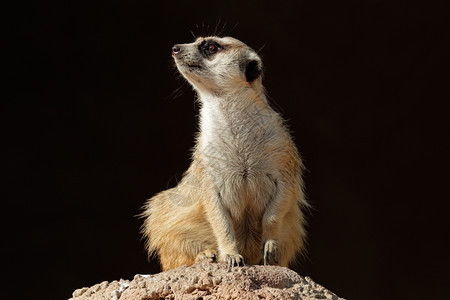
xmin=6 ymin=0 xmax=449 ymax=299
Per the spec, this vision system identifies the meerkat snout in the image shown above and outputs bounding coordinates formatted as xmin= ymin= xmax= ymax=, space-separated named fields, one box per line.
xmin=172 ymin=45 xmax=181 ymax=55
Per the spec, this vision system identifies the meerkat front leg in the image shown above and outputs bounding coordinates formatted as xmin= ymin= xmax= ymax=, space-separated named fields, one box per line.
xmin=261 ymin=177 xmax=294 ymax=266
xmin=204 ymin=191 xmax=244 ymax=267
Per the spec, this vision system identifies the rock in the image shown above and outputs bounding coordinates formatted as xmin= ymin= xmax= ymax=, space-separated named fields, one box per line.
xmin=70 ymin=263 xmax=345 ymax=300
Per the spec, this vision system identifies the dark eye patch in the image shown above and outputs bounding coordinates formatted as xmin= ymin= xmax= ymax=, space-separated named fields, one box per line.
xmin=199 ymin=40 xmax=222 ymax=57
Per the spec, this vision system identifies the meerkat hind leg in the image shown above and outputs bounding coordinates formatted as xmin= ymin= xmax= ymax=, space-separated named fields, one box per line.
xmin=195 ymin=249 xmax=218 ymax=263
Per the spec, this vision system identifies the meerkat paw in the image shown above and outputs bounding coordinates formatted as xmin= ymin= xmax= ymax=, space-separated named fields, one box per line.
xmin=261 ymin=239 xmax=279 ymax=265
xmin=195 ymin=249 xmax=218 ymax=263
xmin=225 ymin=253 xmax=245 ymax=268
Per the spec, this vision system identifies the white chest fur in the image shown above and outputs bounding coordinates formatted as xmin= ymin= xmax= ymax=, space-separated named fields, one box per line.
xmin=197 ymin=93 xmax=283 ymax=217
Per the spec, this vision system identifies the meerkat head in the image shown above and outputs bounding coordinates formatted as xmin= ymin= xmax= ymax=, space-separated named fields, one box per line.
xmin=171 ymin=36 xmax=263 ymax=96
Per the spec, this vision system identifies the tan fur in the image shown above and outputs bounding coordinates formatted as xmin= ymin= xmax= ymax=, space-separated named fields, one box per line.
xmin=141 ymin=36 xmax=308 ymax=270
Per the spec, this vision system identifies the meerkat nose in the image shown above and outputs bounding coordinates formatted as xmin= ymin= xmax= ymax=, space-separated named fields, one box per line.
xmin=172 ymin=45 xmax=181 ymax=55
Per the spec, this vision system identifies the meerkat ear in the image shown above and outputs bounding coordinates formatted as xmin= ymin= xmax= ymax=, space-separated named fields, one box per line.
xmin=244 ymin=59 xmax=262 ymax=82
xmin=239 ymin=50 xmax=263 ymax=82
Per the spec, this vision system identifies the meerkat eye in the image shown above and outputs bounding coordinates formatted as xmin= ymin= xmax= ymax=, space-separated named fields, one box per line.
xmin=200 ymin=41 xmax=221 ymax=56
xmin=208 ymin=44 xmax=218 ymax=53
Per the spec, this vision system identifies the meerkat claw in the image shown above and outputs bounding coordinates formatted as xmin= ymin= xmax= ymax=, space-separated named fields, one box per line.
xmin=262 ymin=240 xmax=279 ymax=265
xmin=226 ymin=254 xmax=245 ymax=268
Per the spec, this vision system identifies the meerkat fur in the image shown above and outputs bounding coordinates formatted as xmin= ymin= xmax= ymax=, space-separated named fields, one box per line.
xmin=141 ymin=36 xmax=308 ymax=270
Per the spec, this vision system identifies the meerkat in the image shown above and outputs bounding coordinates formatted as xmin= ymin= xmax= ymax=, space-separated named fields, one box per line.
xmin=141 ymin=36 xmax=308 ymax=270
